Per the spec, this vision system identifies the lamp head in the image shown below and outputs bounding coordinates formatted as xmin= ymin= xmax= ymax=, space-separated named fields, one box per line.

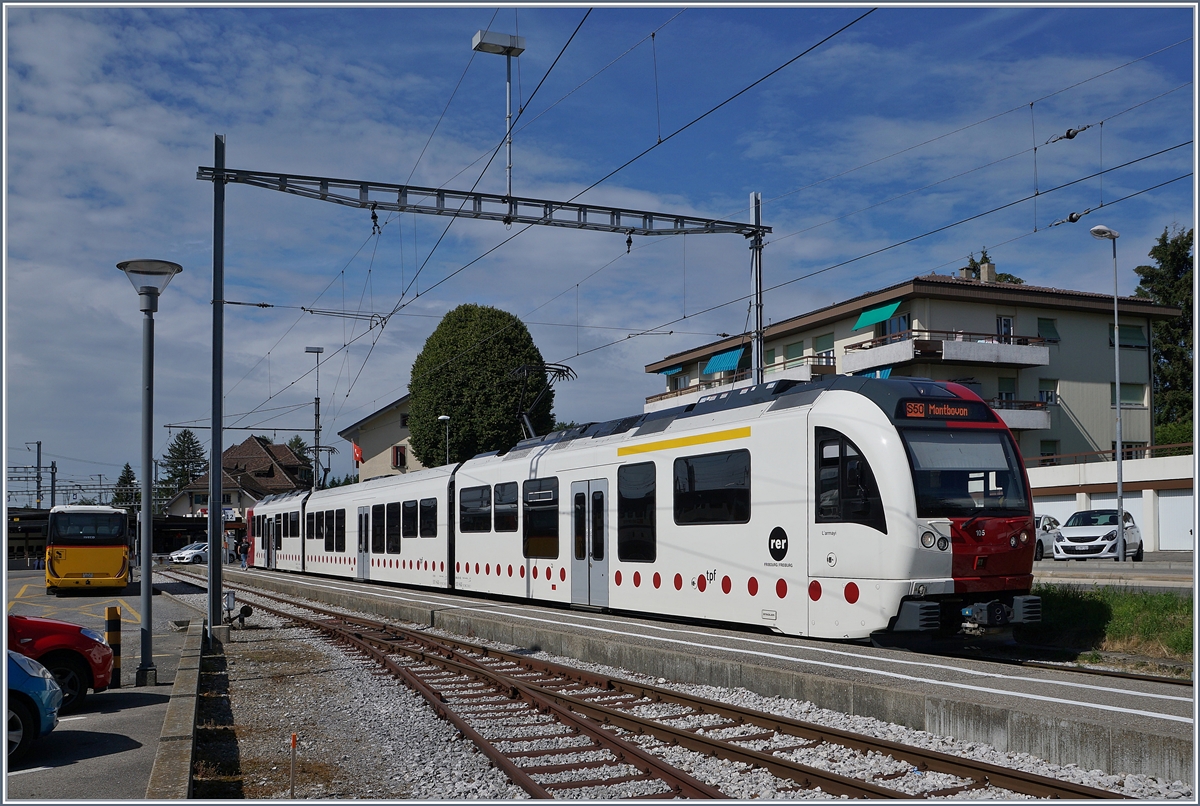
xmin=1090 ymin=225 xmax=1119 ymax=240
xmin=118 ymin=259 xmax=182 ymax=312
xmin=438 ymin=415 xmax=450 ymax=422
xmin=472 ymin=30 xmax=525 ymax=57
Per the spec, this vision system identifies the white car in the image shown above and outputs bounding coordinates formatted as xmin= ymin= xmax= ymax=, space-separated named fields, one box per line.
xmin=1033 ymin=514 xmax=1061 ymax=562
xmin=169 ymin=542 xmax=209 ymax=564
xmin=1053 ymin=509 xmax=1143 ymax=562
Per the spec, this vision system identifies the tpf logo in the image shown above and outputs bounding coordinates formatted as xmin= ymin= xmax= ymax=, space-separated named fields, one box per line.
xmin=769 ymin=527 xmax=788 ymax=561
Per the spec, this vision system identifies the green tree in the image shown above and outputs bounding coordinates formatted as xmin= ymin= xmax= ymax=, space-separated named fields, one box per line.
xmin=112 ymin=463 xmax=138 ymax=512
xmin=409 ymin=304 xmax=553 ymax=465
xmin=1134 ymin=226 xmax=1193 ymax=440
xmin=286 ymin=435 xmax=311 ymax=465
xmin=161 ymin=429 xmax=207 ymax=496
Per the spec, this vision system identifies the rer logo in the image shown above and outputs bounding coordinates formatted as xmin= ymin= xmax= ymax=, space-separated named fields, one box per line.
xmin=769 ymin=526 xmax=789 ymax=562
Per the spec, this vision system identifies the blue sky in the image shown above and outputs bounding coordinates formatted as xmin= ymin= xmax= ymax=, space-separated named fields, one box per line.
xmin=4 ymin=4 xmax=1195 ymax=499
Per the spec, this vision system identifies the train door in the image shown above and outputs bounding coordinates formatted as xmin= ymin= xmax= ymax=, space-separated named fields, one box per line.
xmin=569 ymin=479 xmax=609 ymax=608
xmin=266 ymin=516 xmax=277 ymax=570
xmin=356 ymin=506 xmax=370 ymax=582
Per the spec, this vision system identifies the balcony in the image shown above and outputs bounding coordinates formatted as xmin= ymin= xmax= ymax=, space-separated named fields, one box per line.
xmin=645 ymin=357 xmax=835 ymax=413
xmin=842 ymin=329 xmax=1050 ymax=374
xmin=989 ymin=399 xmax=1051 ymax=431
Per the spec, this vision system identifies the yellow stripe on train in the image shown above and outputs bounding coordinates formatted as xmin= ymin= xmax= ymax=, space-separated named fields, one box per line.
xmin=616 ymin=426 xmax=751 ymax=457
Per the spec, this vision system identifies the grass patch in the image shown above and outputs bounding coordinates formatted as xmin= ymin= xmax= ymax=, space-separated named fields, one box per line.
xmin=1016 ymin=584 xmax=1193 ymax=660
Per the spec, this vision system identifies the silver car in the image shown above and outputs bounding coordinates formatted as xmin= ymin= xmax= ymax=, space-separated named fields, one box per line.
xmin=169 ymin=542 xmax=209 ymax=564
xmin=1033 ymin=514 xmax=1060 ymax=562
xmin=1053 ymin=509 xmax=1144 ymax=562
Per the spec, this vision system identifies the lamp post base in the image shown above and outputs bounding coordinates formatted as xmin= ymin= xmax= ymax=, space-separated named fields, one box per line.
xmin=135 ymin=666 xmax=158 ymax=687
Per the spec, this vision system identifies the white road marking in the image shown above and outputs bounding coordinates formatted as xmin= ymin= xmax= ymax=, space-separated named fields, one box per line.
xmin=7 ymin=766 xmax=52 ymax=777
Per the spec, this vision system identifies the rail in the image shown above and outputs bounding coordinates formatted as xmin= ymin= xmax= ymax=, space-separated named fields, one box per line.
xmin=1027 ymin=442 xmax=1193 ymax=468
xmin=843 ymin=329 xmax=1046 ymax=352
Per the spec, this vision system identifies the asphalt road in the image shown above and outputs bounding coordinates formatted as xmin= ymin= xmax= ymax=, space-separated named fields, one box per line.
xmin=6 ymin=567 xmax=197 ymax=800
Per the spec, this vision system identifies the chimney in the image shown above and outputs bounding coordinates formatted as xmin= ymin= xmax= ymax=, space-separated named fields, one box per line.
xmin=959 ymin=265 xmax=978 ymax=281
xmin=980 ymin=261 xmax=997 ymax=283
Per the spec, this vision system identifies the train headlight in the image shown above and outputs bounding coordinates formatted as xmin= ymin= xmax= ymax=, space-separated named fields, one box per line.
xmin=1010 ymin=535 xmax=1018 ymax=547
xmin=936 ymin=536 xmax=950 ymax=551
xmin=1019 ymin=531 xmax=1029 ymax=545
xmin=920 ymin=531 xmax=937 ymax=549
xmin=915 ymin=584 xmax=927 ymax=596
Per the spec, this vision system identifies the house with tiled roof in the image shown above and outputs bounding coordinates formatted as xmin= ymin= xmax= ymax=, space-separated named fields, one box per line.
xmin=164 ymin=435 xmax=313 ymax=521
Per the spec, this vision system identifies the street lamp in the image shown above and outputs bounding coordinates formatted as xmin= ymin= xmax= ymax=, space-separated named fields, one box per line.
xmin=438 ymin=415 xmax=450 ymax=465
xmin=118 ymin=258 xmax=182 ymax=685
xmin=1090 ymin=225 xmax=1125 ymax=563
xmin=471 ymin=29 xmax=526 ymax=203
xmin=306 ymin=346 xmax=323 ymax=490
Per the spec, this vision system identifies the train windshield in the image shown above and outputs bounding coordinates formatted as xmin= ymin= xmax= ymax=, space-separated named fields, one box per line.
xmin=48 ymin=512 xmax=128 ymax=546
xmin=901 ymin=429 xmax=1029 ymax=518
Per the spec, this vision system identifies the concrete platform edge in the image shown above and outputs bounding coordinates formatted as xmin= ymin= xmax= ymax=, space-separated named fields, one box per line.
xmin=145 ymin=621 xmax=204 ymax=799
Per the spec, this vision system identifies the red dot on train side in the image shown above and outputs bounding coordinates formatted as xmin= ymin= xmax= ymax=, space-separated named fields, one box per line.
xmin=485 ymin=564 xmax=490 ymax=575
xmin=697 ymin=575 xmax=707 ymax=593
xmin=440 ymin=562 xmax=444 ymax=572
xmin=544 ymin=567 xmax=550 ymax=580
xmin=844 ymin=582 xmax=860 ymax=604
xmin=721 ymin=576 xmax=731 ymax=594
xmin=808 ymin=580 xmax=820 ymax=601
xmin=559 ymin=568 xmax=565 ymax=581
xmin=456 ymin=562 xmax=461 ymax=572
xmin=507 ymin=565 xmax=513 ymax=577
xmin=615 ymin=570 xmax=622 ymax=586
xmin=520 ymin=565 xmax=525 ymax=578
xmin=653 ymin=572 xmax=661 ymax=589
xmin=533 ymin=566 xmax=538 ymax=579
xmin=633 ymin=571 xmax=641 ymax=587
xmin=777 ymin=579 xmax=788 ymax=598
xmin=673 ymin=573 xmax=682 ymax=590
xmin=475 ymin=563 xmax=480 ymax=575
xmin=748 ymin=577 xmax=759 ymax=596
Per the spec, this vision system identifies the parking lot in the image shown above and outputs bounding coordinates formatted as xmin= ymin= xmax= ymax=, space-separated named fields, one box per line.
xmin=6 ymin=568 xmax=195 ymax=799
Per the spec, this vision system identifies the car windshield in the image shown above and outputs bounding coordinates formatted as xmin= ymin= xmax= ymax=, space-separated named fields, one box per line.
xmin=1065 ymin=510 xmax=1119 ymax=528
xmin=901 ymin=429 xmax=1030 ymax=518
xmin=48 ymin=512 xmax=128 ymax=546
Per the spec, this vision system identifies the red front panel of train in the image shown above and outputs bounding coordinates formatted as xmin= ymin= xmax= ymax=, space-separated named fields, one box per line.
xmin=947 ymin=515 xmax=1035 ymax=593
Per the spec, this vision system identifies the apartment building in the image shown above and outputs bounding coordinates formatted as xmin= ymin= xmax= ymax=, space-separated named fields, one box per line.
xmin=644 ymin=264 xmax=1181 ymax=462
xmin=337 ymin=394 xmax=429 ymax=481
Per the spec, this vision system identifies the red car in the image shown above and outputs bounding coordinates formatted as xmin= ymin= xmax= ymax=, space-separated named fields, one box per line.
xmin=7 ymin=615 xmax=113 ymax=712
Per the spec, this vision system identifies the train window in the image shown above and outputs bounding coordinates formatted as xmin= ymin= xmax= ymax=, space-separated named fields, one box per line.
xmin=494 ymin=482 xmax=518 ymax=532
xmin=573 ymin=493 xmax=587 ymax=560
xmin=419 ymin=499 xmax=437 ymax=537
xmin=460 ymin=485 xmax=491 ymax=533
xmin=324 ymin=510 xmax=334 ymax=552
xmin=306 ymin=512 xmax=315 ymax=540
xmin=617 ymin=462 xmax=656 ymax=563
xmin=522 ymin=477 xmax=559 ymax=559
xmin=335 ymin=509 xmax=346 ymax=552
xmin=274 ymin=514 xmax=283 ymax=549
xmin=815 ymin=427 xmax=887 ymax=534
xmin=314 ymin=511 xmax=324 ymax=547
xmin=673 ymin=450 xmax=751 ymax=525
xmin=290 ymin=511 xmax=300 ymax=539
xmin=386 ymin=502 xmax=401 ymax=553
xmin=371 ymin=504 xmax=385 ymax=554
xmin=592 ymin=490 xmax=605 ymax=561
xmin=402 ymin=500 xmax=418 ymax=537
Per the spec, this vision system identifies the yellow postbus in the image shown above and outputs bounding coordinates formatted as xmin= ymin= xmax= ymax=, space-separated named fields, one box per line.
xmin=45 ymin=505 xmax=131 ymax=595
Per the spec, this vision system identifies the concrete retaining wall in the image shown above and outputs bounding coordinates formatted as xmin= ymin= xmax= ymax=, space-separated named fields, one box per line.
xmin=145 ymin=622 xmax=203 ymax=799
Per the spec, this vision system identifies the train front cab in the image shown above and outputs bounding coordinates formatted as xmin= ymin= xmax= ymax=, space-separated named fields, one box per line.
xmin=808 ymin=381 xmax=1041 ymax=641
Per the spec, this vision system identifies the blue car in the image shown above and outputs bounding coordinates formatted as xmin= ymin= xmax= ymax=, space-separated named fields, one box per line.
xmin=8 ymin=650 xmax=63 ymax=763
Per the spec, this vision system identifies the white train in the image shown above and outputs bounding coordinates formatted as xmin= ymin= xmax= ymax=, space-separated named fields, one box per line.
xmin=248 ymin=375 xmax=1041 ymax=640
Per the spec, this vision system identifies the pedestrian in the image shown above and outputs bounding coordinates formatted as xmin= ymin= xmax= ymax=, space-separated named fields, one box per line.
xmin=239 ymin=538 xmax=249 ymax=569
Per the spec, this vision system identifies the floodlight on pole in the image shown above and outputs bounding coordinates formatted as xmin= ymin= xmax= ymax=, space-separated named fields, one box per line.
xmin=438 ymin=415 xmax=450 ymax=466
xmin=1090 ymin=224 xmax=1126 ymax=563
xmin=472 ymin=30 xmax=525 ymax=204
xmin=117 ymin=258 xmax=182 ymax=687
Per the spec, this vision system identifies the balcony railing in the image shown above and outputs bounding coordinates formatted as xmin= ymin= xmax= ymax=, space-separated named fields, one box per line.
xmin=989 ymin=398 xmax=1048 ymax=410
xmin=646 ymin=356 xmax=836 ymax=405
xmin=844 ymin=329 xmax=1047 ymax=352
xmin=1025 ymin=442 xmax=1193 ymax=468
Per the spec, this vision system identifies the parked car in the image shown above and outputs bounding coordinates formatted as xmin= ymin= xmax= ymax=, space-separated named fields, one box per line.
xmin=1033 ymin=514 xmax=1061 ymax=561
xmin=7 ymin=614 xmax=114 ymax=712
xmin=8 ymin=650 xmax=63 ymax=763
xmin=169 ymin=542 xmax=209 ymax=564
xmin=1053 ymin=509 xmax=1144 ymax=562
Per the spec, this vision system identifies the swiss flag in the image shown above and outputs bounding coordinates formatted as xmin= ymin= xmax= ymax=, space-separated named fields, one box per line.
xmin=352 ymin=442 xmax=362 ymax=464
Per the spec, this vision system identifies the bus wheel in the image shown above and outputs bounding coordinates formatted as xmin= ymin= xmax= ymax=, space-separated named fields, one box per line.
xmin=45 ymin=655 xmax=89 ymax=713
xmin=45 ymin=587 xmax=55 ymax=597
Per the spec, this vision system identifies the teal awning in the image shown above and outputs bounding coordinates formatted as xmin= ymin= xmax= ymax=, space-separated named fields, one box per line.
xmin=852 ymin=300 xmax=901 ymax=331
xmin=658 ymin=365 xmax=683 ymax=376
xmin=702 ymin=346 xmax=744 ymax=374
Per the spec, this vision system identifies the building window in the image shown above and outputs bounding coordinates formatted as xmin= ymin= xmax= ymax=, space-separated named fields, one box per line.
xmin=672 ymin=373 xmax=691 ymax=392
xmin=1038 ymin=378 xmax=1058 ymax=405
xmin=1039 ymin=440 xmax=1060 ymax=466
xmin=1037 ymin=318 xmax=1060 ymax=342
xmin=879 ymin=313 xmax=909 ymax=342
xmin=617 ymin=462 xmax=656 ymax=563
xmin=814 ymin=334 xmax=834 ymax=364
xmin=222 ymin=494 xmax=232 ymax=505
xmin=400 ymin=413 xmax=410 ymax=428
xmin=673 ymin=450 xmax=751 ymax=525
xmin=998 ymin=377 xmax=1016 ymax=402
xmin=194 ymin=494 xmax=209 ymax=506
xmin=996 ymin=316 xmax=1014 ymax=343
xmin=764 ymin=347 xmax=776 ymax=371
xmin=1110 ymin=383 xmax=1146 ymax=408
xmin=392 ymin=445 xmax=407 ymax=469
xmin=784 ymin=341 xmax=804 ymax=366
xmin=1113 ymin=442 xmax=1148 ymax=460
xmin=1109 ymin=324 xmax=1148 ymax=348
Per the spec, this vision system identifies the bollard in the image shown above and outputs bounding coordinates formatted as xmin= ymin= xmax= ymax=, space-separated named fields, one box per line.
xmin=290 ymin=732 xmax=297 ymax=798
xmin=104 ymin=605 xmax=121 ymax=689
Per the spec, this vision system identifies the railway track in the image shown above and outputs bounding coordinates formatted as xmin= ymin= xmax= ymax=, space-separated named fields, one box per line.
xmin=181 ymin=572 xmax=1127 ymax=800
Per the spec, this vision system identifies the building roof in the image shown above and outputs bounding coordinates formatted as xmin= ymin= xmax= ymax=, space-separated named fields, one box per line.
xmin=645 ymin=273 xmax=1182 ymax=373
xmin=337 ymin=394 xmax=410 ymax=443
xmin=169 ymin=435 xmax=310 ymax=505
